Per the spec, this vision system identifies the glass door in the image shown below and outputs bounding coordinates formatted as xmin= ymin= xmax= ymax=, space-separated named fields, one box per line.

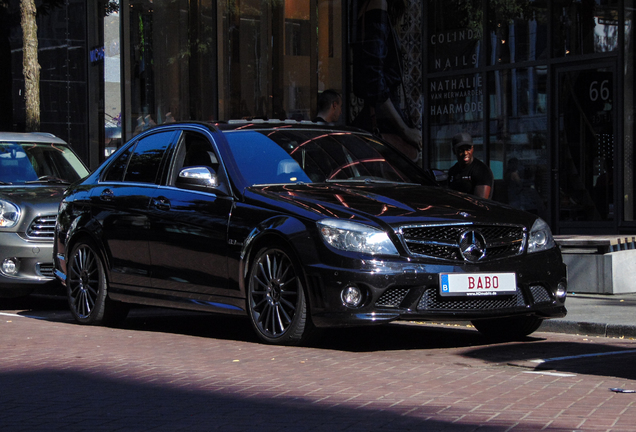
xmin=555 ymin=63 xmax=616 ymax=233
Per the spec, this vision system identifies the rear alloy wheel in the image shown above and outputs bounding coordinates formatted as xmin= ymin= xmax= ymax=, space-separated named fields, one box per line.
xmin=472 ymin=315 xmax=543 ymax=341
xmin=247 ymin=246 xmax=309 ymax=345
xmin=67 ymin=240 xmax=128 ymax=325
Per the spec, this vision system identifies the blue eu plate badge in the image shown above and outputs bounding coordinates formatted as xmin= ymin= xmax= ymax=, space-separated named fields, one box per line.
xmin=441 ymin=274 xmax=450 ymax=293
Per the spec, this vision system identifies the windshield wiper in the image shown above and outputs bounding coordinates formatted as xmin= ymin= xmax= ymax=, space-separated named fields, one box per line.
xmin=25 ymin=176 xmax=71 ymax=185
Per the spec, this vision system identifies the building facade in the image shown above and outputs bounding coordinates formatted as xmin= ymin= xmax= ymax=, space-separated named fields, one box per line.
xmin=23 ymin=0 xmax=635 ymax=236
xmin=2 ymin=0 xmax=92 ymax=164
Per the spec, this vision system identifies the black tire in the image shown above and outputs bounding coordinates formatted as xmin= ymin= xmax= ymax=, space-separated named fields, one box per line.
xmin=472 ymin=315 xmax=543 ymax=341
xmin=247 ymin=246 xmax=310 ymax=345
xmin=66 ymin=240 xmax=129 ymax=326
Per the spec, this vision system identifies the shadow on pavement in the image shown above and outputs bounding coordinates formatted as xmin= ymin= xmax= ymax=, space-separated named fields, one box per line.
xmin=3 ymin=295 xmax=499 ymax=351
xmin=108 ymin=312 xmax=497 ymax=352
xmin=312 ymin=323 xmax=495 ymax=352
xmin=0 ymin=293 xmax=67 ymax=311
xmin=0 ymin=369 xmax=559 ymax=432
xmin=463 ymin=341 xmax=636 ymax=381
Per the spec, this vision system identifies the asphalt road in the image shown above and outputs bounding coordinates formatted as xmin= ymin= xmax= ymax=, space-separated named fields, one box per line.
xmin=1 ymin=295 xmax=636 ymax=431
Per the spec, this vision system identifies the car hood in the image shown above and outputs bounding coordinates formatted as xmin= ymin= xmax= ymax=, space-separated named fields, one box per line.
xmin=0 ymin=185 xmax=67 ymax=208
xmin=246 ymin=183 xmax=536 ymax=228
xmin=0 ymin=185 xmax=67 ymax=232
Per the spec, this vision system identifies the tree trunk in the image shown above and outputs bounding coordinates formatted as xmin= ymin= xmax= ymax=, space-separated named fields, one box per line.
xmin=21 ymin=0 xmax=40 ymax=132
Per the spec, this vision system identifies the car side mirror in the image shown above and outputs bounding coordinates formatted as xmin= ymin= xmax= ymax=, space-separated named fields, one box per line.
xmin=176 ymin=166 xmax=223 ymax=192
xmin=431 ymin=169 xmax=448 ymax=184
xmin=424 ymin=168 xmax=449 ymax=186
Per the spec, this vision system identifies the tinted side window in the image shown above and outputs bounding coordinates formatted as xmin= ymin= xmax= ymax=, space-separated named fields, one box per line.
xmin=124 ymin=131 xmax=174 ymax=183
xmin=103 ymin=147 xmax=132 ymax=182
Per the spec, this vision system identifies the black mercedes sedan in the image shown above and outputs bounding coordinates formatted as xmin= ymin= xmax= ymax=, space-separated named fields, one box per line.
xmin=54 ymin=121 xmax=567 ymax=345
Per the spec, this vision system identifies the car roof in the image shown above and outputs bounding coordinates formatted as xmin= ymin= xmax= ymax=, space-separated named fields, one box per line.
xmin=0 ymin=132 xmax=68 ymax=145
xmin=213 ymin=119 xmax=367 ymax=134
xmin=130 ymin=120 xmax=368 ymax=136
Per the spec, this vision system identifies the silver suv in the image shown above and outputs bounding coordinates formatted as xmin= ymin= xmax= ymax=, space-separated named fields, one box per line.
xmin=0 ymin=132 xmax=89 ymax=298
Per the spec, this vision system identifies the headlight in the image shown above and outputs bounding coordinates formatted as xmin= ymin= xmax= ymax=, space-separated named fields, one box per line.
xmin=527 ymin=218 xmax=555 ymax=253
xmin=317 ymin=219 xmax=399 ymax=256
xmin=0 ymin=200 xmax=20 ymax=228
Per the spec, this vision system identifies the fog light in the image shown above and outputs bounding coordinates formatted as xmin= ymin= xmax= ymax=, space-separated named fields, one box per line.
xmin=556 ymin=282 xmax=567 ymax=300
xmin=341 ymin=285 xmax=363 ymax=308
xmin=2 ymin=258 xmax=19 ymax=276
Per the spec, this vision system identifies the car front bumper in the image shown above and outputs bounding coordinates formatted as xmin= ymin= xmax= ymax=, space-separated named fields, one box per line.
xmin=305 ymin=247 xmax=567 ymax=328
xmin=0 ymin=232 xmax=57 ymax=297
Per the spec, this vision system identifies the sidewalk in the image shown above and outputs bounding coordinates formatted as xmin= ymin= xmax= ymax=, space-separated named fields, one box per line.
xmin=539 ymin=292 xmax=636 ymax=339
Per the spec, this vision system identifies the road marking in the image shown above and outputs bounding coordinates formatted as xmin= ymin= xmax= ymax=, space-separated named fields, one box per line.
xmin=0 ymin=312 xmax=46 ymax=320
xmin=530 ymin=349 xmax=636 ymax=365
xmin=523 ymin=371 xmax=577 ymax=377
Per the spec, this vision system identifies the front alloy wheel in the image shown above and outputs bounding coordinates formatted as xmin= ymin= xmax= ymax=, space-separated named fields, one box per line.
xmin=247 ymin=247 xmax=309 ymax=345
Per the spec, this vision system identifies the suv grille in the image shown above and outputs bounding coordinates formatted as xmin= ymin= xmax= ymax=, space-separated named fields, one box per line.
xmin=397 ymin=223 xmax=525 ymax=262
xmin=26 ymin=215 xmax=57 ymax=239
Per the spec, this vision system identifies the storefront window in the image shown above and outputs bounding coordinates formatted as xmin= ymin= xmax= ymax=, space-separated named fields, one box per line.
xmin=488 ymin=68 xmax=549 ymax=220
xmin=219 ymin=0 xmax=341 ymax=121
xmin=488 ymin=0 xmax=548 ymax=65
xmin=126 ymin=0 xmax=217 ymax=137
xmin=625 ymin=2 xmax=635 ymax=221
xmin=104 ymin=2 xmax=121 ymax=156
xmin=318 ymin=1 xmax=343 ymax=94
xmin=430 ymin=73 xmax=485 ymax=170
xmin=283 ymin=2 xmax=312 ymax=119
xmin=552 ymin=0 xmax=619 ymax=57
xmin=347 ymin=0 xmax=423 ymax=161
xmin=127 ymin=0 xmax=169 ymax=135
xmin=557 ymin=67 xmax=615 ymax=222
xmin=427 ymin=0 xmax=482 ymax=73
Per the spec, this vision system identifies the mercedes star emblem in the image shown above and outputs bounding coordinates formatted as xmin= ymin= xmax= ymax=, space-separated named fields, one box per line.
xmin=459 ymin=230 xmax=487 ymax=262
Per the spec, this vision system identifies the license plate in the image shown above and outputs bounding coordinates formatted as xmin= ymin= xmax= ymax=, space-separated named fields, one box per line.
xmin=439 ymin=273 xmax=517 ymax=297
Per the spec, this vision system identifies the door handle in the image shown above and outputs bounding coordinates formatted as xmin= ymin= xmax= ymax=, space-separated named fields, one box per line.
xmin=100 ymin=189 xmax=114 ymax=201
xmin=153 ymin=197 xmax=171 ymax=211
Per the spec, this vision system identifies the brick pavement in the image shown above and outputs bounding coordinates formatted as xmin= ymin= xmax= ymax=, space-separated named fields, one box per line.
xmin=1 ymin=307 xmax=636 ymax=432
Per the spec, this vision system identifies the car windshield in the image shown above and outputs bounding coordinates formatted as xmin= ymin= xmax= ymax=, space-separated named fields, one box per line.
xmin=0 ymin=142 xmax=89 ymax=185
xmin=224 ymin=129 xmax=433 ymax=186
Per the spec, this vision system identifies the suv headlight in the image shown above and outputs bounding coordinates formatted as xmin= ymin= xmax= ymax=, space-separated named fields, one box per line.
xmin=0 ymin=200 xmax=20 ymax=228
xmin=317 ymin=219 xmax=399 ymax=256
xmin=527 ymin=218 xmax=555 ymax=253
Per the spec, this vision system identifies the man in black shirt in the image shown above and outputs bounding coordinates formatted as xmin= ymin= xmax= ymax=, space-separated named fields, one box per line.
xmin=313 ymin=89 xmax=342 ymax=124
xmin=448 ymin=133 xmax=493 ymax=199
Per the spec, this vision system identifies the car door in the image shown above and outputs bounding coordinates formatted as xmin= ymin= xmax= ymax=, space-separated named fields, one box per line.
xmin=148 ymin=130 xmax=234 ymax=297
xmin=90 ymin=130 xmax=176 ymax=292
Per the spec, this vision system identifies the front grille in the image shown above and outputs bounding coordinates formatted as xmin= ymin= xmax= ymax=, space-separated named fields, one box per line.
xmin=26 ymin=215 xmax=57 ymax=239
xmin=417 ymin=286 xmax=526 ymax=311
xmin=36 ymin=263 xmax=55 ymax=277
xmin=529 ymin=285 xmax=552 ymax=304
xmin=376 ymin=288 xmax=410 ymax=308
xmin=398 ymin=223 xmax=525 ymax=262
